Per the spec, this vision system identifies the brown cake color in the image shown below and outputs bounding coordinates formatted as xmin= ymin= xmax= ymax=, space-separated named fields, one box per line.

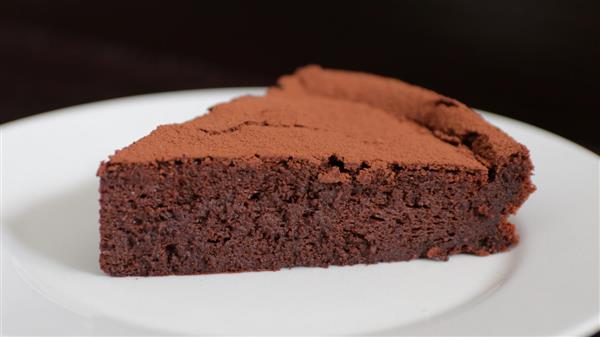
xmin=98 ymin=66 xmax=535 ymax=276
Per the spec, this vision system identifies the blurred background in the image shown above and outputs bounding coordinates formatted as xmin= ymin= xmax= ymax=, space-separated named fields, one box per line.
xmin=1 ymin=0 xmax=598 ymax=158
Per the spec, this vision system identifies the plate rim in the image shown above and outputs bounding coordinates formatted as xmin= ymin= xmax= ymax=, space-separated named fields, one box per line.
xmin=2 ymin=87 xmax=598 ymax=160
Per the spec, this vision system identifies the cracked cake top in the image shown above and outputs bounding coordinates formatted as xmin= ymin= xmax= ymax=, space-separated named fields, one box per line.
xmin=108 ymin=88 xmax=485 ymax=170
xmin=108 ymin=65 xmax=530 ymax=173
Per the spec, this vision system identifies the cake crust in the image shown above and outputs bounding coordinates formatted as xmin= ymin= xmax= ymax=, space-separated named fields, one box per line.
xmin=108 ymin=93 xmax=485 ymax=170
xmin=98 ymin=66 xmax=535 ymax=276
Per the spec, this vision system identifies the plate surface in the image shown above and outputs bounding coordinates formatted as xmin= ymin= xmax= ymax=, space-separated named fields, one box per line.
xmin=2 ymin=88 xmax=599 ymax=335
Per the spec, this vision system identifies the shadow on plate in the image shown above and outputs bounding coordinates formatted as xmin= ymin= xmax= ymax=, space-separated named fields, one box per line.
xmin=6 ymin=180 xmax=103 ymax=275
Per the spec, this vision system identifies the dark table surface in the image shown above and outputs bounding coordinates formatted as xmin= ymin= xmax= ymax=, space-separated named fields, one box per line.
xmin=1 ymin=1 xmax=598 ymax=335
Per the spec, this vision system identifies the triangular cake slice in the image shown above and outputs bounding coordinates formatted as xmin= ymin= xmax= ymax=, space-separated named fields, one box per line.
xmin=98 ymin=66 xmax=535 ymax=276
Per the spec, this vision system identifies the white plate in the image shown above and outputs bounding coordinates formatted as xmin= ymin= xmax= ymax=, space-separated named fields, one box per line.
xmin=2 ymin=88 xmax=599 ymax=336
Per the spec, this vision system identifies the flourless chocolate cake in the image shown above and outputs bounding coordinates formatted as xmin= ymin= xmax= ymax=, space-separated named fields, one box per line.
xmin=98 ymin=66 xmax=535 ymax=276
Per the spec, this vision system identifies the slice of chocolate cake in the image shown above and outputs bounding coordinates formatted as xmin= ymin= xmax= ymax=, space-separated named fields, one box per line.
xmin=98 ymin=66 xmax=535 ymax=276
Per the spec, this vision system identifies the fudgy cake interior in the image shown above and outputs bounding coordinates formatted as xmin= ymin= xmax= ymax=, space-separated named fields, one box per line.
xmin=98 ymin=66 xmax=534 ymax=276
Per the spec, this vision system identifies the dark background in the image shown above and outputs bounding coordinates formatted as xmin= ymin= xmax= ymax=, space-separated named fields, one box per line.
xmin=1 ymin=1 xmax=599 ymax=155
xmin=0 ymin=1 xmax=599 ymax=335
